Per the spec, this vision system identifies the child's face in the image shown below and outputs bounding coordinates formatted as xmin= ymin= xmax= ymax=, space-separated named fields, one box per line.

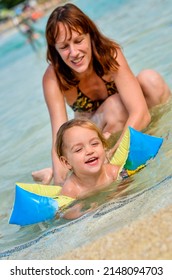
xmin=60 ymin=126 xmax=106 ymax=175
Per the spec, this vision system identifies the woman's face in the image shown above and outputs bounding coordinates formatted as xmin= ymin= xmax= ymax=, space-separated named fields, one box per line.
xmin=55 ymin=23 xmax=92 ymax=75
xmin=60 ymin=126 xmax=106 ymax=176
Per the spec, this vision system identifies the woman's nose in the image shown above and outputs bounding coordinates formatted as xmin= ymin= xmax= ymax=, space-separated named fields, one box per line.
xmin=69 ymin=44 xmax=78 ymax=56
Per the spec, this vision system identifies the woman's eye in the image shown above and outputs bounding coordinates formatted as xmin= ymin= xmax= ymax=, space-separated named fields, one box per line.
xmin=59 ymin=45 xmax=68 ymax=50
xmin=76 ymin=37 xmax=84 ymax=44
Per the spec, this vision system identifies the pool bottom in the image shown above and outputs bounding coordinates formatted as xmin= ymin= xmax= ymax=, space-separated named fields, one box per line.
xmin=58 ymin=204 xmax=172 ymax=260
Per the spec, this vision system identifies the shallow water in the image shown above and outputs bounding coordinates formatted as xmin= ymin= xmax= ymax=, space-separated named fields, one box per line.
xmin=0 ymin=0 xmax=172 ymax=259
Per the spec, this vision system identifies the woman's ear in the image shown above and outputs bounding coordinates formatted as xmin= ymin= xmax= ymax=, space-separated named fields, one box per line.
xmin=60 ymin=156 xmax=72 ymax=170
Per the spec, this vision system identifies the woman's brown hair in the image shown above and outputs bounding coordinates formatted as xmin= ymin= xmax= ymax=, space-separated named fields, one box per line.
xmin=45 ymin=3 xmax=120 ymax=91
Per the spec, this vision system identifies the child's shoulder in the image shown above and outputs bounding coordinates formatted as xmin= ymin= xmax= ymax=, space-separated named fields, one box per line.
xmin=107 ymin=163 xmax=128 ymax=180
xmin=60 ymin=179 xmax=78 ymax=199
xmin=106 ymin=163 xmax=120 ymax=180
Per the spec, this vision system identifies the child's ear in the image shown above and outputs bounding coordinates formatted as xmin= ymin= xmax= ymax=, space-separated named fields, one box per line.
xmin=60 ymin=156 xmax=72 ymax=170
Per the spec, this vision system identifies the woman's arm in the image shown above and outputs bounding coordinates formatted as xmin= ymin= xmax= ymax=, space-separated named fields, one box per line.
xmin=114 ymin=48 xmax=151 ymax=131
xmin=109 ymin=49 xmax=151 ymax=154
xmin=43 ymin=65 xmax=69 ymax=185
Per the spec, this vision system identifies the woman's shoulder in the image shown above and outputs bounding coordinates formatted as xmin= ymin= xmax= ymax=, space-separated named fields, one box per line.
xmin=42 ymin=65 xmax=59 ymax=90
xmin=43 ymin=64 xmax=56 ymax=80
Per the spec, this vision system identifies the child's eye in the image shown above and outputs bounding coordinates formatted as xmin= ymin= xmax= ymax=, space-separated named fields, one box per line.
xmin=91 ymin=142 xmax=99 ymax=146
xmin=74 ymin=147 xmax=82 ymax=153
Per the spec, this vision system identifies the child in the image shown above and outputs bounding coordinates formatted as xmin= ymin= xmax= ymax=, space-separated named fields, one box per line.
xmin=55 ymin=119 xmax=123 ymax=200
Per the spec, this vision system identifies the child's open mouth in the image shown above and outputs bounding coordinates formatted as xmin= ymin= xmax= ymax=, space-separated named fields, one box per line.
xmin=85 ymin=157 xmax=98 ymax=166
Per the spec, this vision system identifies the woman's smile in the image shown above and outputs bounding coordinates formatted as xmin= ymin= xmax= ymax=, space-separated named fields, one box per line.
xmin=70 ymin=55 xmax=84 ymax=66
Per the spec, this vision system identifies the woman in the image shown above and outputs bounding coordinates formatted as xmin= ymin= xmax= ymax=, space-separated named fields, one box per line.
xmin=32 ymin=3 xmax=170 ymax=185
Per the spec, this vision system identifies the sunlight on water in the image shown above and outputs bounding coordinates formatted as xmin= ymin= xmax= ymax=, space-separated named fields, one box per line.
xmin=0 ymin=0 xmax=172 ymax=259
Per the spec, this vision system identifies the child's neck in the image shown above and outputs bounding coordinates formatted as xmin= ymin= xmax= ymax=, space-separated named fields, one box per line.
xmin=73 ymin=166 xmax=110 ymax=190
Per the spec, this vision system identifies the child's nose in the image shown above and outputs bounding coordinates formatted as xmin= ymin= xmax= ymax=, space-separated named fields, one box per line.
xmin=85 ymin=145 xmax=94 ymax=155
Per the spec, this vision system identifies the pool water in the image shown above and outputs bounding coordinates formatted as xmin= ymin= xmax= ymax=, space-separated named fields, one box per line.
xmin=0 ymin=0 xmax=172 ymax=259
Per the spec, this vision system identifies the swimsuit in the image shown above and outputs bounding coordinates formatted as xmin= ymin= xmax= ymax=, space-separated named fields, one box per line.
xmin=69 ymin=79 xmax=118 ymax=112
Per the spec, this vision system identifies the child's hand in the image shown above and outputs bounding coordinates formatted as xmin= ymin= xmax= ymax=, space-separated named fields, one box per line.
xmin=62 ymin=201 xmax=98 ymax=220
xmin=89 ymin=202 xmax=98 ymax=210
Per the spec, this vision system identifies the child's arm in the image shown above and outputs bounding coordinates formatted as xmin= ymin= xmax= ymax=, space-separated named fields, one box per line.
xmin=60 ymin=182 xmax=97 ymax=220
xmin=62 ymin=201 xmax=97 ymax=220
xmin=59 ymin=181 xmax=82 ymax=219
